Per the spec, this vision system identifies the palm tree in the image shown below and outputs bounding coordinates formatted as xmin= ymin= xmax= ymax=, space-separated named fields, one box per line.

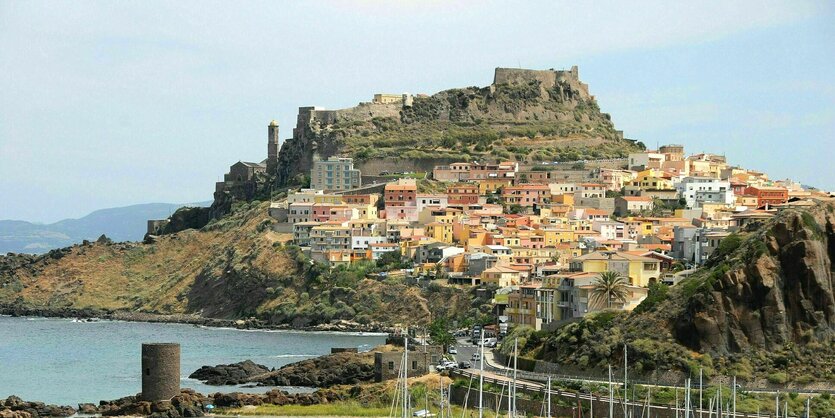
xmin=590 ymin=271 xmax=629 ymax=309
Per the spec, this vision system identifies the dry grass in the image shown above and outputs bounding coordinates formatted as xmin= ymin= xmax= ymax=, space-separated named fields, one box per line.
xmin=13 ymin=202 xmax=293 ymax=314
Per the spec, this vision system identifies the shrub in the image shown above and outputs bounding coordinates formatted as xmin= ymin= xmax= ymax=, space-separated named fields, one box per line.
xmin=711 ymin=233 xmax=742 ymax=263
xmin=633 ymin=283 xmax=669 ymax=314
xmin=767 ymin=372 xmax=789 ymax=384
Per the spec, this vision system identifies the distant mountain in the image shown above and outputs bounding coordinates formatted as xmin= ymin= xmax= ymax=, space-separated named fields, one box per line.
xmin=0 ymin=202 xmax=211 ymax=254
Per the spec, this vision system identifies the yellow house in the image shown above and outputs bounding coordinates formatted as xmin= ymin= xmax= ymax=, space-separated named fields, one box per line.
xmin=476 ymin=178 xmax=513 ymax=194
xmin=349 ymin=203 xmax=378 ymax=219
xmin=569 ymin=251 xmax=661 ymax=287
xmin=481 ymin=265 xmax=522 ymax=287
xmin=551 ymin=193 xmax=575 ymax=205
xmin=536 ymin=228 xmax=575 ymax=246
xmin=425 ymin=222 xmax=454 ymax=244
xmin=632 ymin=174 xmax=674 ymax=190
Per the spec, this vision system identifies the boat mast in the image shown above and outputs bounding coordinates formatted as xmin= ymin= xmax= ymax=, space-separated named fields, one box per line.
xmin=775 ymin=392 xmax=779 ymax=418
xmin=609 ymin=365 xmax=614 ymax=418
xmin=478 ymin=328 xmax=484 ymax=418
xmin=512 ymin=338 xmax=518 ymax=418
xmin=732 ymin=376 xmax=736 ymax=418
xmin=404 ymin=330 xmax=409 ymax=418
xmin=546 ymin=376 xmax=552 ymax=418
xmin=699 ymin=368 xmax=703 ymax=418
xmin=623 ymin=344 xmax=628 ymax=417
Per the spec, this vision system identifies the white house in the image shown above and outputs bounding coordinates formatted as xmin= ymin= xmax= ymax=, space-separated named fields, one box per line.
xmin=676 ymin=177 xmax=734 ymax=208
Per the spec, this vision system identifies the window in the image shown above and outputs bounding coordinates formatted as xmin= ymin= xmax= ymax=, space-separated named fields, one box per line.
xmin=412 ymin=361 xmax=417 ymax=370
xmin=388 ymin=361 xmax=394 ymax=370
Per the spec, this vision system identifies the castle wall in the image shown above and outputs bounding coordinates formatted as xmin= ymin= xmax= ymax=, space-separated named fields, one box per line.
xmin=494 ymin=68 xmax=557 ymax=88
xmin=356 ymin=157 xmax=458 ymax=176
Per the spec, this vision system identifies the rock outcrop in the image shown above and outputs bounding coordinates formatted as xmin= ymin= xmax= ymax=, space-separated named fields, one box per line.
xmin=674 ymin=203 xmax=835 ymax=354
xmin=248 ymin=351 xmax=376 ymax=387
xmin=189 ymin=360 xmax=271 ymax=385
xmin=0 ymin=396 xmax=75 ymax=418
xmin=274 ymin=66 xmax=635 ymax=187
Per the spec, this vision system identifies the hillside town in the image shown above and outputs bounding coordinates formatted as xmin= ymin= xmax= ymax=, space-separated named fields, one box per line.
xmin=258 ymin=140 xmax=830 ymax=333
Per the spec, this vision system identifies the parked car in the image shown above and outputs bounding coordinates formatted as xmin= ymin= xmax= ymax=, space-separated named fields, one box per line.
xmin=448 ymin=346 xmax=457 ymax=354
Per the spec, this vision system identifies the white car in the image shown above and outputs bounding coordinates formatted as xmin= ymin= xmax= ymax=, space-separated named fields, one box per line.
xmin=448 ymin=346 xmax=457 ymax=354
xmin=471 ymin=353 xmax=481 ymax=361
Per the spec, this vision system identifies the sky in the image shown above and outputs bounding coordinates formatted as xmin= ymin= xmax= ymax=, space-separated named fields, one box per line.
xmin=1 ymin=1 xmax=833 ymax=223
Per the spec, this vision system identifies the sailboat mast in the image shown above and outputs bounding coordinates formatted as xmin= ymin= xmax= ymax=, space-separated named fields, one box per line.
xmin=732 ymin=376 xmax=736 ymax=418
xmin=512 ymin=338 xmax=518 ymax=417
xmin=404 ymin=330 xmax=409 ymax=418
xmin=775 ymin=392 xmax=779 ymax=418
xmin=624 ymin=344 xmax=628 ymax=417
xmin=609 ymin=365 xmax=614 ymax=418
xmin=478 ymin=329 xmax=484 ymax=418
xmin=699 ymin=368 xmax=703 ymax=418
xmin=547 ymin=376 xmax=552 ymax=418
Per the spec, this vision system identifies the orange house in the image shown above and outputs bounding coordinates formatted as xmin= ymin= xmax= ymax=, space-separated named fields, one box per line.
xmin=447 ymin=184 xmax=480 ymax=205
xmin=744 ymin=186 xmax=788 ymax=208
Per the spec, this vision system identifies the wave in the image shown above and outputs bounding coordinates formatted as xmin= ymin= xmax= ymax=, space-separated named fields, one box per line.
xmin=272 ymin=354 xmax=317 ymax=359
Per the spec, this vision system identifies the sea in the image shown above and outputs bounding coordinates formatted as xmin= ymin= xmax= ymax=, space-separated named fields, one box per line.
xmin=0 ymin=315 xmax=386 ymax=406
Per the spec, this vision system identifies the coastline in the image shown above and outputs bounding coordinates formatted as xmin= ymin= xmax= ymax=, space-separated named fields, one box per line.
xmin=0 ymin=303 xmax=391 ymax=335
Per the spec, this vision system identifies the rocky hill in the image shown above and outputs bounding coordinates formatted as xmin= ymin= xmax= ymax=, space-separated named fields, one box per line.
xmin=0 ymin=201 xmax=482 ymax=329
xmin=525 ymin=199 xmax=835 ymax=384
xmin=274 ymin=66 xmax=640 ymax=185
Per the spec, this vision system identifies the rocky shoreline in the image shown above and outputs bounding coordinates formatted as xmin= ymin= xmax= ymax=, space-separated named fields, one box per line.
xmin=2 ymin=388 xmax=344 ymax=418
xmin=0 ymin=303 xmax=392 ymax=334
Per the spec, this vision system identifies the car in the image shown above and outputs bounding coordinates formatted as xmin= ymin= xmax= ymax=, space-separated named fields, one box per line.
xmin=471 ymin=353 xmax=481 ymax=361
xmin=442 ymin=360 xmax=457 ymax=369
xmin=458 ymin=361 xmax=472 ymax=369
xmin=435 ymin=363 xmax=448 ymax=371
xmin=448 ymin=346 xmax=457 ymax=354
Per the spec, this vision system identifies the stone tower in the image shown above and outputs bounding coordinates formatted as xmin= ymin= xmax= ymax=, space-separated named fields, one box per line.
xmin=141 ymin=343 xmax=180 ymax=401
xmin=267 ymin=120 xmax=280 ymax=173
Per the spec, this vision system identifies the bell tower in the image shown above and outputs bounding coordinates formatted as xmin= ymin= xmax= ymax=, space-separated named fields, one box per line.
xmin=267 ymin=120 xmax=279 ymax=173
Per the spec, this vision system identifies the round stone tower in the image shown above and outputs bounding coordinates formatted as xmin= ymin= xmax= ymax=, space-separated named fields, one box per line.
xmin=141 ymin=343 xmax=180 ymax=401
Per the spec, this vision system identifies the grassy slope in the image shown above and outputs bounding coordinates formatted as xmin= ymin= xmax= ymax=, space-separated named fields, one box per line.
xmin=0 ymin=201 xmax=476 ymax=327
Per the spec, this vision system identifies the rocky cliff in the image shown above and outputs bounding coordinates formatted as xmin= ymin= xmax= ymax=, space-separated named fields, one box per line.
xmin=673 ymin=201 xmax=835 ymax=355
xmin=274 ymin=66 xmax=638 ymax=186
xmin=533 ymin=199 xmax=835 ymax=383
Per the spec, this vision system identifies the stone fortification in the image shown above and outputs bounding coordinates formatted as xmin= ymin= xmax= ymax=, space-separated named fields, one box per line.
xmin=493 ymin=66 xmax=591 ymax=99
xmin=141 ymin=343 xmax=181 ymax=402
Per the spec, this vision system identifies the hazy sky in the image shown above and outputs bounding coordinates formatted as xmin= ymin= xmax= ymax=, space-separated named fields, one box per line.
xmin=1 ymin=1 xmax=833 ymax=223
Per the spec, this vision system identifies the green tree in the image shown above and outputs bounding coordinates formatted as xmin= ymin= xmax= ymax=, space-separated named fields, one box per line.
xmin=590 ymin=271 xmax=629 ymax=309
xmin=428 ymin=317 xmax=455 ymax=350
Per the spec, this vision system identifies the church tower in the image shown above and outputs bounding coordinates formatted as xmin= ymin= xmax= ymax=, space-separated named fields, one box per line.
xmin=267 ymin=120 xmax=279 ymax=173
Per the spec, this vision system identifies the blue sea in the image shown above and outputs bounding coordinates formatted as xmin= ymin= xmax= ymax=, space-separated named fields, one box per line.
xmin=0 ymin=315 xmax=386 ymax=406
